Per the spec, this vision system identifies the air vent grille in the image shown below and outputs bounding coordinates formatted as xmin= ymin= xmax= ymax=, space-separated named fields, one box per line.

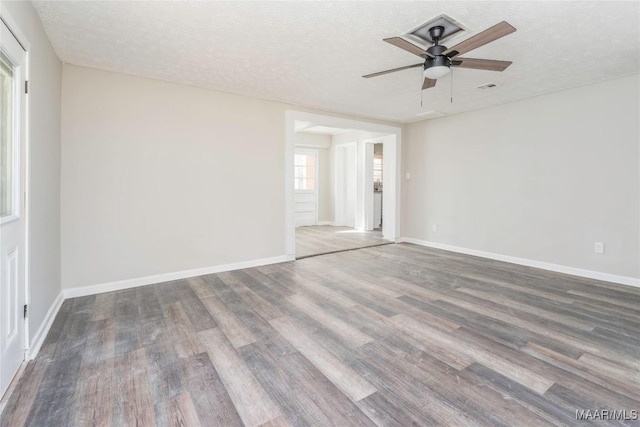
xmin=477 ymin=83 xmax=499 ymax=90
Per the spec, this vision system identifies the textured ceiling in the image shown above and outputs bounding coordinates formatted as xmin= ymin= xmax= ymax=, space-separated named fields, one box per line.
xmin=32 ymin=1 xmax=640 ymax=123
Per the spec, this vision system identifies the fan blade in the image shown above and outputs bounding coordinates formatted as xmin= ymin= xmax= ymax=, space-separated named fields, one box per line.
xmin=452 ymin=57 xmax=512 ymax=71
xmin=384 ymin=37 xmax=434 ymax=58
xmin=443 ymin=21 xmax=516 ymax=57
xmin=363 ymin=63 xmax=423 ymax=79
xmin=422 ymin=78 xmax=437 ymax=90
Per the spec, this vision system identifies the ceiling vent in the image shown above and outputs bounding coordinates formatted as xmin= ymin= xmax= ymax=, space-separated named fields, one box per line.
xmin=477 ymin=82 xmax=500 ymax=90
xmin=405 ymin=14 xmax=467 ymax=45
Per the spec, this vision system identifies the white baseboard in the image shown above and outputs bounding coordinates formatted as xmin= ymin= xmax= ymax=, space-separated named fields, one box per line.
xmin=63 ymin=254 xmax=295 ymax=299
xmin=26 ymin=291 xmax=64 ymax=360
xmin=317 ymin=221 xmax=336 ymax=226
xmin=398 ymin=237 xmax=640 ymax=289
xmin=25 ymin=255 xmax=295 ymax=360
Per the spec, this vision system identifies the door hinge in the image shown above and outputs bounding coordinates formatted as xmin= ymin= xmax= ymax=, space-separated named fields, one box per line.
xmin=25 ymin=80 xmax=29 ymax=94
xmin=24 ymin=304 xmax=28 ymax=318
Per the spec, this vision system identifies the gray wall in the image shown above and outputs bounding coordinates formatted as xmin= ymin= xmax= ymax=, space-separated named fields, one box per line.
xmin=2 ymin=1 xmax=62 ymax=341
xmin=402 ymin=75 xmax=640 ymax=279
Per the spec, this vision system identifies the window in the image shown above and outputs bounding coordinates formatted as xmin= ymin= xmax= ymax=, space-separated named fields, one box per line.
xmin=1 ymin=51 xmax=15 ymax=218
xmin=294 ymin=153 xmax=315 ymax=190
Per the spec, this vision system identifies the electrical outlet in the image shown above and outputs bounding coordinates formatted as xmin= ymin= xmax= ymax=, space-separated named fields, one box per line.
xmin=594 ymin=242 xmax=605 ymax=254
xmin=405 ymin=172 xmax=411 ymax=180
xmin=432 ymin=224 xmax=438 ymax=232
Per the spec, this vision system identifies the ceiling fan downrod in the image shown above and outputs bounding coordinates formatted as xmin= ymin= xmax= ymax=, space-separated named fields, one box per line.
xmin=429 ymin=26 xmax=444 ymax=46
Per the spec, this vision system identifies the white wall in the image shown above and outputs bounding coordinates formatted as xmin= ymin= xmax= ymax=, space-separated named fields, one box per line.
xmin=333 ymin=142 xmax=358 ymax=227
xmin=61 ymin=65 xmax=287 ymax=289
xmin=294 ymin=132 xmax=330 ymax=149
xmin=294 ymin=133 xmax=332 ymax=222
xmin=402 ymin=75 xmax=640 ymax=280
xmin=1 ymin=1 xmax=62 ymax=342
xmin=316 ymin=147 xmax=333 ymax=222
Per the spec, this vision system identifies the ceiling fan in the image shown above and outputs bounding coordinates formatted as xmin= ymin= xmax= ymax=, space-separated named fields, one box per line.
xmin=364 ymin=21 xmax=516 ymax=90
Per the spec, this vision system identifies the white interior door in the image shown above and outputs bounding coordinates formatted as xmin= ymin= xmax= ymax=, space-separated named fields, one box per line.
xmin=334 ymin=143 xmax=357 ymax=227
xmin=0 ymin=18 xmax=27 ymax=399
xmin=294 ymin=149 xmax=318 ymax=227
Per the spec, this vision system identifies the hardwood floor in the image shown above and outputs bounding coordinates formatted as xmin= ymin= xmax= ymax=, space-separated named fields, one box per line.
xmin=296 ymin=225 xmax=390 ymax=259
xmin=2 ymin=243 xmax=639 ymax=426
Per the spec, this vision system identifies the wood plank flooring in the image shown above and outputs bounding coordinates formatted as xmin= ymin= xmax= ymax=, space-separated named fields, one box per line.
xmin=295 ymin=225 xmax=390 ymax=259
xmin=2 ymin=243 xmax=639 ymax=426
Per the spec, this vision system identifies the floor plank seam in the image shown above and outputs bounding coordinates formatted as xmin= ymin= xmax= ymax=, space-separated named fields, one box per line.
xmin=296 ymin=242 xmax=394 ymax=260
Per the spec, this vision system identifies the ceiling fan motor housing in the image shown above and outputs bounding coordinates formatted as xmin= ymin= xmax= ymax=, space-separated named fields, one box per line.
xmin=425 ymin=44 xmax=451 ymax=70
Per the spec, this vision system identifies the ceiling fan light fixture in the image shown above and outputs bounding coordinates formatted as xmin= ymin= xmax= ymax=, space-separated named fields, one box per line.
xmin=423 ymin=65 xmax=450 ymax=79
xmin=423 ymin=53 xmax=451 ymax=80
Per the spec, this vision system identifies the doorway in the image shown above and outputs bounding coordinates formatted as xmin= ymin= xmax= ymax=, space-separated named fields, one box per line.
xmin=285 ymin=112 xmax=401 ymax=259
xmin=0 ymin=17 xmax=28 ymax=399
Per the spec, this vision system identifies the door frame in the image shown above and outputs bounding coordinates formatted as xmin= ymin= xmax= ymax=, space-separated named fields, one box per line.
xmin=1 ymin=8 xmax=31 ymax=364
xmin=285 ymin=111 xmax=401 ymax=258
xmin=293 ymin=147 xmax=319 ymax=226
xmin=363 ymin=141 xmax=375 ymax=231
xmin=363 ymin=134 xmax=396 ymax=232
